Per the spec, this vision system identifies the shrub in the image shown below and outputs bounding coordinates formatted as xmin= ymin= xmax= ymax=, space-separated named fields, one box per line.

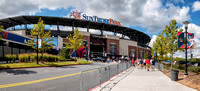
xmin=43 ymin=53 xmax=49 ymax=62
xmin=5 ymin=54 xmax=16 ymax=63
xmin=11 ymin=55 xmax=16 ymax=63
xmin=59 ymin=48 xmax=70 ymax=59
xmin=188 ymin=67 xmax=200 ymax=73
xmin=18 ymin=54 xmax=24 ymax=62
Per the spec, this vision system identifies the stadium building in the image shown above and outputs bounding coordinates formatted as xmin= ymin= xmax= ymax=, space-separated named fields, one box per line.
xmin=0 ymin=11 xmax=151 ymax=60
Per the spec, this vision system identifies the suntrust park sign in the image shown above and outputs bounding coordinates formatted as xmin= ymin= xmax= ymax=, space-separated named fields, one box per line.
xmin=70 ymin=10 xmax=121 ymax=26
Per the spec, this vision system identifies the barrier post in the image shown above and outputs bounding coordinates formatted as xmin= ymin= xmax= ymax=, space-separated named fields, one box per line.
xmin=108 ymin=66 xmax=110 ymax=81
xmin=80 ymin=71 xmax=83 ymax=91
xmin=117 ymin=64 xmax=119 ymax=75
xmin=99 ymin=68 xmax=101 ymax=87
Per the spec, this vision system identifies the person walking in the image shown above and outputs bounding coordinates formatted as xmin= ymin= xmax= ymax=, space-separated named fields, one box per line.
xmin=151 ymin=59 xmax=155 ymax=70
xmin=107 ymin=58 xmax=110 ymax=63
xmin=145 ymin=58 xmax=150 ymax=71
xmin=143 ymin=59 xmax=146 ymax=69
xmin=136 ymin=59 xmax=140 ymax=69
xmin=131 ymin=58 xmax=135 ymax=66
xmin=139 ymin=59 xmax=143 ymax=69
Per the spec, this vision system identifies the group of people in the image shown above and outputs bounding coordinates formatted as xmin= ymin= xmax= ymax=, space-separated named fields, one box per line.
xmin=131 ymin=58 xmax=155 ymax=71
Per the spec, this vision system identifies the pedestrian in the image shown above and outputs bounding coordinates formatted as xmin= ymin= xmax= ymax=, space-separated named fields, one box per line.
xmin=145 ymin=58 xmax=150 ymax=71
xmin=119 ymin=59 xmax=121 ymax=63
xmin=131 ymin=58 xmax=135 ymax=66
xmin=140 ymin=59 xmax=143 ymax=69
xmin=151 ymin=59 xmax=155 ymax=70
xmin=107 ymin=58 xmax=110 ymax=63
xmin=143 ymin=59 xmax=146 ymax=69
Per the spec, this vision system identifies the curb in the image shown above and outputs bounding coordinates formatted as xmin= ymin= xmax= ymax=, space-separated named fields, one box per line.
xmin=0 ymin=63 xmax=92 ymax=70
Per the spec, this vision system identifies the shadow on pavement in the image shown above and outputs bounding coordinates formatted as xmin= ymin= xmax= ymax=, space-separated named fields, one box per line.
xmin=0 ymin=69 xmax=37 ymax=75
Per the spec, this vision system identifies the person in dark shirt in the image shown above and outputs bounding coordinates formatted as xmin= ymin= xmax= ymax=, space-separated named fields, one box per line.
xmin=140 ymin=59 xmax=143 ymax=69
xmin=151 ymin=59 xmax=155 ymax=70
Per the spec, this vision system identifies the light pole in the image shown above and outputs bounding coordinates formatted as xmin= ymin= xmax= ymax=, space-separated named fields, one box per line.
xmin=37 ymin=32 xmax=39 ymax=64
xmin=183 ymin=21 xmax=190 ymax=76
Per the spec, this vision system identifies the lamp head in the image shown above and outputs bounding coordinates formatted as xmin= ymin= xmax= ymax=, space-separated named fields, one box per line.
xmin=183 ymin=21 xmax=190 ymax=28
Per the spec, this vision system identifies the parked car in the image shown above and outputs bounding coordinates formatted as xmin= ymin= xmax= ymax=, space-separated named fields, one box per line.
xmin=193 ymin=62 xmax=200 ymax=67
xmin=92 ymin=57 xmax=106 ymax=62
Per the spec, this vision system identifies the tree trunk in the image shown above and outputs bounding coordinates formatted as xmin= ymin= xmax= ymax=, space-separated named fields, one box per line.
xmin=41 ymin=52 xmax=44 ymax=63
xmin=171 ymin=54 xmax=173 ymax=70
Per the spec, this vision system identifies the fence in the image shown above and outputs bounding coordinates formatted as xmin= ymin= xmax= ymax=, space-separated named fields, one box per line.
xmin=155 ymin=62 xmax=164 ymax=72
xmin=80 ymin=61 xmax=132 ymax=91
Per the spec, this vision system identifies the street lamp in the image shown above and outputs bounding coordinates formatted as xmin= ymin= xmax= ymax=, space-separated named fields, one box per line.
xmin=36 ymin=32 xmax=39 ymax=64
xmin=183 ymin=21 xmax=190 ymax=77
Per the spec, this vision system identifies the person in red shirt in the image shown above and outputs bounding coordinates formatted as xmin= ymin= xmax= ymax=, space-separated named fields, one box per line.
xmin=145 ymin=59 xmax=150 ymax=71
xmin=131 ymin=59 xmax=135 ymax=66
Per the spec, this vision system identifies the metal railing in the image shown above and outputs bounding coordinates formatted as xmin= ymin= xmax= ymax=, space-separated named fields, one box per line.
xmin=155 ymin=62 xmax=164 ymax=72
xmin=80 ymin=62 xmax=132 ymax=91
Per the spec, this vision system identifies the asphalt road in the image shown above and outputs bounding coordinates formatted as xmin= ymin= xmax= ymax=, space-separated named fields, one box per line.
xmin=0 ymin=62 xmax=118 ymax=91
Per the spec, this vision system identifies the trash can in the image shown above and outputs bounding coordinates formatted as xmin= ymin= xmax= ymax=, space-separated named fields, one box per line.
xmin=171 ymin=70 xmax=179 ymax=81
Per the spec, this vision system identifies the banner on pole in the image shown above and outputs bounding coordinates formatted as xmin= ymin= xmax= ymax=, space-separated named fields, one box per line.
xmin=178 ymin=32 xmax=194 ymax=49
xmin=178 ymin=32 xmax=185 ymax=48
xmin=188 ymin=33 xmax=194 ymax=49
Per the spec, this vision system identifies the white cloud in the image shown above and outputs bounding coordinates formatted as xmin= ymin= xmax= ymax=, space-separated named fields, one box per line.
xmin=73 ymin=0 xmax=190 ymax=33
xmin=0 ymin=0 xmax=190 ymax=34
xmin=0 ymin=0 xmax=39 ymax=18
xmin=148 ymin=35 xmax=157 ymax=47
xmin=192 ymin=1 xmax=200 ymax=12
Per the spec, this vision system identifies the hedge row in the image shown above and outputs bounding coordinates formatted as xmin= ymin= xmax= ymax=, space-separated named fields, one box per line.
xmin=18 ymin=53 xmax=65 ymax=62
xmin=5 ymin=53 xmax=76 ymax=63
xmin=164 ymin=64 xmax=200 ymax=74
xmin=5 ymin=54 xmax=17 ymax=63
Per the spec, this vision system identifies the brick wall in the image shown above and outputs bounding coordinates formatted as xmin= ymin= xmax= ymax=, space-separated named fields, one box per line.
xmin=106 ymin=39 xmax=119 ymax=55
xmin=128 ymin=46 xmax=138 ymax=59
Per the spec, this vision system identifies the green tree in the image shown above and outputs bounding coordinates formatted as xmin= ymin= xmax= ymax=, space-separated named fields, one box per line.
xmin=59 ymin=48 xmax=70 ymax=59
xmin=65 ymin=28 xmax=85 ymax=59
xmin=156 ymin=32 xmax=167 ymax=62
xmin=27 ymin=18 xmax=53 ymax=63
xmin=0 ymin=25 xmax=3 ymax=40
xmin=163 ymin=20 xmax=183 ymax=70
xmin=152 ymin=40 xmax=159 ymax=61
xmin=144 ymin=53 xmax=150 ymax=59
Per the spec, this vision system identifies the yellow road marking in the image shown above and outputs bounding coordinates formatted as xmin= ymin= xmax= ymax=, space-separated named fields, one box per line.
xmin=0 ymin=68 xmax=100 ymax=89
xmin=82 ymin=69 xmax=98 ymax=74
xmin=0 ymin=72 xmax=80 ymax=88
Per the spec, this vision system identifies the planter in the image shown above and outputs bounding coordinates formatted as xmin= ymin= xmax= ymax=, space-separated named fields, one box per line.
xmin=171 ymin=70 xmax=179 ymax=81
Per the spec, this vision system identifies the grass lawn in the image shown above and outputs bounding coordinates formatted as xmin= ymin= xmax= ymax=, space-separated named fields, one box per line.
xmin=0 ymin=60 xmax=91 ymax=69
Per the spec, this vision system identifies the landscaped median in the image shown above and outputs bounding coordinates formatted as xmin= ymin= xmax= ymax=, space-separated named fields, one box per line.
xmin=0 ymin=60 xmax=91 ymax=69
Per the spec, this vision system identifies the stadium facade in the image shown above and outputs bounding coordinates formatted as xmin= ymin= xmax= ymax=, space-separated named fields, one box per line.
xmin=0 ymin=11 xmax=151 ymax=60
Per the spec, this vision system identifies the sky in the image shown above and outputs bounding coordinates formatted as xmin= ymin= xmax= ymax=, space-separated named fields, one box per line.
xmin=0 ymin=0 xmax=200 ymax=58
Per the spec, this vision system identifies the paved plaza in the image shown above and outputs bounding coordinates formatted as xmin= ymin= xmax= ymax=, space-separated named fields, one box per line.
xmin=93 ymin=67 xmax=197 ymax=91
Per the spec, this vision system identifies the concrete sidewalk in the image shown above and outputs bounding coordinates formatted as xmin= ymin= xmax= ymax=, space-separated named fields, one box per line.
xmin=93 ymin=67 xmax=197 ymax=91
